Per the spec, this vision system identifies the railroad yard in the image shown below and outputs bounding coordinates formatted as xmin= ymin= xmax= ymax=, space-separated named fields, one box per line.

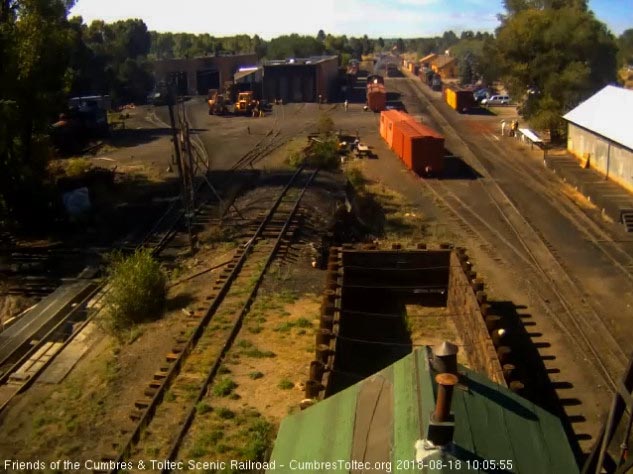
xmin=1 ymin=63 xmax=633 ymax=473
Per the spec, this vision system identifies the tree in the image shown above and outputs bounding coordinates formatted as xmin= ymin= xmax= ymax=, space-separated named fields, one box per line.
xmin=496 ymin=5 xmax=617 ymax=140
xmin=618 ymin=29 xmax=633 ymax=67
xmin=396 ymin=38 xmax=405 ymax=53
xmin=378 ymin=37 xmax=385 ymax=49
xmin=458 ymin=51 xmax=476 ymax=84
xmin=316 ymin=29 xmax=325 ymax=42
xmin=266 ymin=34 xmax=324 ymax=59
xmin=252 ymin=34 xmax=267 ymax=59
xmin=1 ymin=0 xmax=77 ymax=222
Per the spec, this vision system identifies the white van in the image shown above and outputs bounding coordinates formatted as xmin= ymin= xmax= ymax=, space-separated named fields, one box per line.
xmin=481 ymin=95 xmax=511 ymax=106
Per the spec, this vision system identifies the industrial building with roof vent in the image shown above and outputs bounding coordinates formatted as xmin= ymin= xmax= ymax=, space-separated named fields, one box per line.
xmin=563 ymin=85 xmax=633 ymax=192
xmin=262 ymin=55 xmax=339 ymax=103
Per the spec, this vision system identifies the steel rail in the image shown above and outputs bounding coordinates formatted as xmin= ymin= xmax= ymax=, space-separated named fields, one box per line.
xmin=398 ymin=72 xmax=627 ymax=394
xmin=162 ymin=168 xmax=319 ymax=471
xmin=104 ymin=165 xmax=314 ymax=472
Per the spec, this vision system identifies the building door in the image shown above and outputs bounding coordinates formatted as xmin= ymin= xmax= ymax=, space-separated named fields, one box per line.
xmin=196 ymin=69 xmax=219 ymax=95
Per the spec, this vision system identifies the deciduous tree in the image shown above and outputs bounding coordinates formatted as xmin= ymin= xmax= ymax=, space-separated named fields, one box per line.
xmin=496 ymin=3 xmax=617 ymax=140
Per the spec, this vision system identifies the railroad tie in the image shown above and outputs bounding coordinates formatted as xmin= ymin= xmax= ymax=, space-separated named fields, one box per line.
xmin=144 ymin=387 xmax=158 ymax=398
xmin=134 ymin=399 xmax=150 ymax=409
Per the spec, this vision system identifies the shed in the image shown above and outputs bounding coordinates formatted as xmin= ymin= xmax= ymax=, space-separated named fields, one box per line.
xmin=262 ymin=55 xmax=339 ymax=103
xmin=563 ymin=85 xmax=633 ymax=192
xmin=419 ymin=53 xmax=437 ymax=67
xmin=431 ymin=55 xmax=457 ymax=79
xmin=268 ymin=347 xmax=579 ymax=474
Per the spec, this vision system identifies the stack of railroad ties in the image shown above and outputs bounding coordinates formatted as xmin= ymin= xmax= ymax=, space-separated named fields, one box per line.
xmin=379 ymin=109 xmax=445 ymax=177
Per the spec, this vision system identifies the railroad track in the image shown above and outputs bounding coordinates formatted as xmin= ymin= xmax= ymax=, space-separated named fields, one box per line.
xmin=0 ymin=143 xmax=221 ymax=413
xmin=398 ymin=75 xmax=629 ymax=394
xmin=99 ymin=165 xmax=318 ymax=473
xmin=477 ymin=132 xmax=633 ymax=285
xmin=0 ymin=195 xmax=194 ymax=412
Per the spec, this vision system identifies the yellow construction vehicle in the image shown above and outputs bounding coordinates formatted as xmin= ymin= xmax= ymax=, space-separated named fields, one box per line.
xmin=234 ymin=91 xmax=256 ymax=115
xmin=207 ymin=89 xmax=229 ymax=115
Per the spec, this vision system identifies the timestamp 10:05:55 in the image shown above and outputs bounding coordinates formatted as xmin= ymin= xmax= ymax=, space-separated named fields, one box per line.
xmin=396 ymin=459 xmax=514 ymax=471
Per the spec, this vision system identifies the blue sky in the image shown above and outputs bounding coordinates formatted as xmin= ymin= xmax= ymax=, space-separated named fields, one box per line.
xmin=69 ymin=0 xmax=631 ymax=39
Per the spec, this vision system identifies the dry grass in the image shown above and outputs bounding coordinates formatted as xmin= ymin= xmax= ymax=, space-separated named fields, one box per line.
xmin=560 ymin=182 xmax=598 ymax=211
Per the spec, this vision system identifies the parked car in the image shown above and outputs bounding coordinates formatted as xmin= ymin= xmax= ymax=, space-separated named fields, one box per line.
xmin=473 ymin=88 xmax=492 ymax=103
xmin=481 ymin=95 xmax=511 ymax=106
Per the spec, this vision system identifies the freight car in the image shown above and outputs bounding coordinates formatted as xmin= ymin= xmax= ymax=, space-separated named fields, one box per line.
xmin=379 ymin=109 xmax=410 ymax=148
xmin=444 ymin=85 xmax=476 ymax=113
xmin=366 ymin=82 xmax=386 ymax=112
xmin=379 ymin=110 xmax=445 ymax=177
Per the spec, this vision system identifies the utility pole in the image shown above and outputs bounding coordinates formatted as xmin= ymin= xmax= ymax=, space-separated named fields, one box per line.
xmin=166 ymin=84 xmax=195 ymax=252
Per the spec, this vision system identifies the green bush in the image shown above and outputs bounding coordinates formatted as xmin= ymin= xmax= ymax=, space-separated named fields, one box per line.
xmin=346 ymin=168 xmax=365 ymax=189
xmin=103 ymin=249 xmax=167 ymax=335
xmin=65 ymin=158 xmax=92 ymax=177
xmin=317 ymin=113 xmax=334 ymax=136
xmin=287 ymin=151 xmax=304 ymax=168
xmin=307 ymin=139 xmax=340 ymax=170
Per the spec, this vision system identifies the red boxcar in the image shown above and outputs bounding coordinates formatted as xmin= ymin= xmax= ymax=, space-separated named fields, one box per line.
xmin=367 ymin=83 xmax=386 ymax=112
xmin=401 ymin=120 xmax=445 ymax=175
xmin=378 ymin=111 xmax=445 ymax=175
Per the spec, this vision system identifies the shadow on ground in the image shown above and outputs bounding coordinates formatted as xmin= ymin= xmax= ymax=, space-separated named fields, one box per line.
xmin=440 ymin=151 xmax=483 ymax=180
xmin=487 ymin=300 xmax=585 ymax=465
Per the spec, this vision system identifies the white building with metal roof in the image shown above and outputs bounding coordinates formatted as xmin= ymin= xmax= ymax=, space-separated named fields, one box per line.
xmin=563 ymin=85 xmax=633 ymax=192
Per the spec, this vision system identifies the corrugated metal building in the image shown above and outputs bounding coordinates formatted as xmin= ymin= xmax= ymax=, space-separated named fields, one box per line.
xmin=262 ymin=55 xmax=339 ymax=103
xmin=564 ymin=85 xmax=633 ymax=192
xmin=153 ymin=53 xmax=258 ymax=96
xmin=268 ymin=347 xmax=579 ymax=474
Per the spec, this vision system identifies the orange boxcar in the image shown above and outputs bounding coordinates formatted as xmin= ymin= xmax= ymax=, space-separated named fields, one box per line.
xmin=380 ymin=110 xmax=409 ymax=148
xmin=392 ymin=120 xmax=406 ymax=160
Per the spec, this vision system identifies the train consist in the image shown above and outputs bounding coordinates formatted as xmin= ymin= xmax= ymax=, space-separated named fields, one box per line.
xmin=379 ymin=110 xmax=445 ymax=176
xmin=366 ymin=74 xmax=386 ymax=112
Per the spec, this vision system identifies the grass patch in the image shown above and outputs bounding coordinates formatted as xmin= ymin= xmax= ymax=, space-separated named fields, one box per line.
xmin=216 ymin=407 xmax=235 ymax=419
xmin=247 ymin=325 xmax=263 ymax=334
xmin=196 ymin=402 xmax=212 ymax=415
xmin=65 ymin=157 xmax=91 ymax=177
xmin=240 ymin=419 xmax=276 ymax=461
xmin=274 ymin=322 xmax=294 ymax=333
xmin=237 ymin=339 xmax=253 ymax=349
xmin=242 ymin=347 xmax=276 ymax=359
xmin=249 ymin=371 xmax=264 ymax=380
xmin=346 ymin=167 xmax=365 ymax=189
xmin=274 ymin=317 xmax=312 ymax=333
xmin=295 ymin=318 xmax=312 ymax=328
xmin=278 ymin=379 xmax=294 ymax=390
xmin=213 ymin=378 xmax=238 ymax=397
